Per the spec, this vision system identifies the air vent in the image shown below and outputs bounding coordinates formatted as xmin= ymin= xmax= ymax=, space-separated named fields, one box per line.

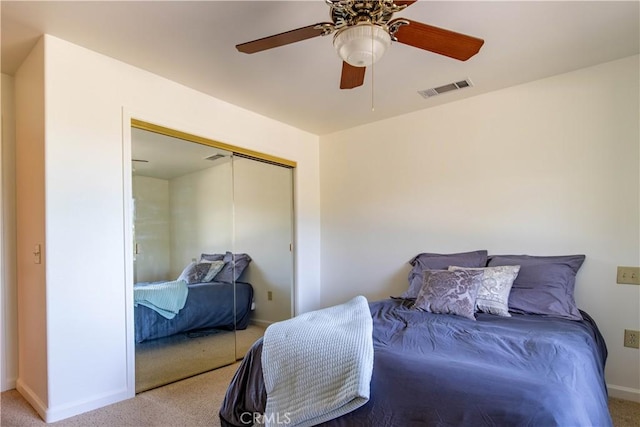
xmin=418 ymin=79 xmax=473 ymax=99
xmin=205 ymin=154 xmax=226 ymax=161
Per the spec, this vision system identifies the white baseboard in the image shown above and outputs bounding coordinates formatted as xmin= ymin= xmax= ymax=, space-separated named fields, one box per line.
xmin=45 ymin=388 xmax=132 ymax=423
xmin=608 ymin=384 xmax=640 ymax=402
xmin=17 ymin=378 xmax=133 ymax=423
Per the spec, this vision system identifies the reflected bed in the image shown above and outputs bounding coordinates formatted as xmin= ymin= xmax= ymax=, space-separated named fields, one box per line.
xmin=135 ymin=281 xmax=254 ymax=343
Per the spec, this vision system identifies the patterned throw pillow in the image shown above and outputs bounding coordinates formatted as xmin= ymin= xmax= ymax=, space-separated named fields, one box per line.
xmin=177 ymin=261 xmax=212 ymax=284
xmin=413 ymin=269 xmax=484 ymax=320
xmin=402 ymin=250 xmax=488 ymax=299
xmin=449 ymin=265 xmax=521 ymax=317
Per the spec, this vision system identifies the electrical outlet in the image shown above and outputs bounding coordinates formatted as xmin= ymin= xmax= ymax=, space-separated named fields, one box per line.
xmin=616 ymin=266 xmax=640 ymax=285
xmin=624 ymin=329 xmax=639 ymax=349
xmin=267 ymin=291 xmax=273 ymax=301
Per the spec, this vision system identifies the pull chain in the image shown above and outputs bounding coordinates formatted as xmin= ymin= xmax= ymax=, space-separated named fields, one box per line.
xmin=371 ymin=28 xmax=375 ymax=111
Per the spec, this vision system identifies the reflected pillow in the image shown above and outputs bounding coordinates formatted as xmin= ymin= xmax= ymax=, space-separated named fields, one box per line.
xmin=402 ymin=250 xmax=488 ymax=299
xmin=201 ymin=253 xmax=225 ymax=262
xmin=201 ymin=252 xmax=252 ymax=283
xmin=413 ymin=269 xmax=484 ymax=320
xmin=449 ymin=265 xmax=520 ymax=317
xmin=487 ymin=254 xmax=585 ymax=320
xmin=200 ymin=260 xmax=226 ymax=282
xmin=177 ymin=261 xmax=212 ymax=285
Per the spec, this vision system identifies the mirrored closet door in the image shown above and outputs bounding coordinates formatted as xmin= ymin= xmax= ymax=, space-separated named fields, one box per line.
xmin=130 ymin=121 xmax=294 ymax=393
xmin=232 ymin=155 xmax=294 ymax=359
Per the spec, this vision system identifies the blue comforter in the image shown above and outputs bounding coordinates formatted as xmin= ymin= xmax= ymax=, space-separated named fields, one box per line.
xmin=220 ymin=298 xmax=611 ymax=426
xmin=135 ymin=281 xmax=253 ymax=343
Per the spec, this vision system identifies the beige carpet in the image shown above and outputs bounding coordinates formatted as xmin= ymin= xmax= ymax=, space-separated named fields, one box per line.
xmin=135 ymin=324 xmax=266 ymax=393
xmin=2 ymin=368 xmax=639 ymax=426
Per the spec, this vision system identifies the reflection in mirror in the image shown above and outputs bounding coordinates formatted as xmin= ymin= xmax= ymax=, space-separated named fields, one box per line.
xmin=132 ymin=127 xmax=236 ymax=392
xmin=233 ymin=156 xmax=294 ymax=359
xmin=131 ymin=124 xmax=295 ymax=393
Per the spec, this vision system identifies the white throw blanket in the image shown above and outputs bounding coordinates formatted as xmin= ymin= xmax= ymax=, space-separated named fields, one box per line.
xmin=261 ymin=295 xmax=374 ymax=427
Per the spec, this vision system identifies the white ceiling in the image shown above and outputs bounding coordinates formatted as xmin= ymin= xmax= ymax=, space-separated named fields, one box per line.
xmin=2 ymin=1 xmax=638 ymax=135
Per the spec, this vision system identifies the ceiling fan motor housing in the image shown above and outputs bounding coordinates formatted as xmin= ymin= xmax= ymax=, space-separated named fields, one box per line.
xmin=333 ymin=23 xmax=391 ymax=67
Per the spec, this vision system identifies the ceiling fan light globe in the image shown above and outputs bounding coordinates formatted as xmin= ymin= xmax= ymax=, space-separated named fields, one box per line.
xmin=333 ymin=24 xmax=391 ymax=68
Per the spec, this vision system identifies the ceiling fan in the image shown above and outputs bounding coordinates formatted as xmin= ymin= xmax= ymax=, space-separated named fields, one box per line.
xmin=236 ymin=0 xmax=484 ymax=90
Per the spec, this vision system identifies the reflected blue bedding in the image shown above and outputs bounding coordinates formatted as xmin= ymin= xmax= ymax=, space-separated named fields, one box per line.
xmin=135 ymin=281 xmax=253 ymax=343
xmin=220 ymin=298 xmax=611 ymax=426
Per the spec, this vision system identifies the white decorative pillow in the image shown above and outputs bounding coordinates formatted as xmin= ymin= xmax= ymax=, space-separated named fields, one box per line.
xmin=449 ymin=265 xmax=521 ymax=317
xmin=200 ymin=260 xmax=226 ymax=282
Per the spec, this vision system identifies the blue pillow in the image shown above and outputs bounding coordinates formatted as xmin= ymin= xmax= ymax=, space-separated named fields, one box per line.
xmin=200 ymin=253 xmax=225 ymax=262
xmin=401 ymin=250 xmax=488 ymax=299
xmin=487 ymin=254 xmax=585 ymax=320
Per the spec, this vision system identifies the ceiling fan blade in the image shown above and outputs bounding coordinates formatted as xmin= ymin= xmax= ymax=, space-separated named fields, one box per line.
xmin=394 ymin=1 xmax=418 ymax=7
xmin=236 ymin=23 xmax=331 ymax=54
xmin=340 ymin=62 xmax=366 ymax=89
xmin=391 ymin=18 xmax=484 ymax=61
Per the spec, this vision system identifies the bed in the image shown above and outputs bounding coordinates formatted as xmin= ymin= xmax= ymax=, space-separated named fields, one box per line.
xmin=220 ymin=298 xmax=610 ymax=426
xmin=219 ymin=251 xmax=613 ymax=427
xmin=135 ymin=251 xmax=254 ymax=343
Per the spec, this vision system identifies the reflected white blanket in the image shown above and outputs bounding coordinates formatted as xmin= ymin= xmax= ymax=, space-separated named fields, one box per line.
xmin=133 ymin=279 xmax=188 ymax=319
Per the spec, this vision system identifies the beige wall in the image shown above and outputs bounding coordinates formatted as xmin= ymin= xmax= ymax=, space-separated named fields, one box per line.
xmin=233 ymin=157 xmax=294 ymax=324
xmin=132 ymin=176 xmax=171 ymax=283
xmin=320 ymin=55 xmax=640 ymax=400
xmin=14 ymin=39 xmax=48 ymax=407
xmin=169 ymin=160 xmax=234 ymax=277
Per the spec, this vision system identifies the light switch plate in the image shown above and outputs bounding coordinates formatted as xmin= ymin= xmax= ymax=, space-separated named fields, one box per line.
xmin=33 ymin=244 xmax=42 ymax=264
xmin=617 ymin=266 xmax=640 ymax=285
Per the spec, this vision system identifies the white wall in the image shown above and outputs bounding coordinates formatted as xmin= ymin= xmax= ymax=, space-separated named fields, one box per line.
xmin=13 ymin=34 xmax=320 ymax=422
xmin=1 ymin=73 xmax=18 ymax=391
xmin=132 ymin=176 xmax=171 ymax=282
xmin=320 ymin=55 xmax=640 ymax=400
